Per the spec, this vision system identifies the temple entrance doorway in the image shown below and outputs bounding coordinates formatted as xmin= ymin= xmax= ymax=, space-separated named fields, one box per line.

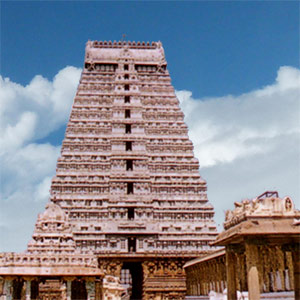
xmin=121 ymin=262 xmax=143 ymax=300
xmin=71 ymin=279 xmax=87 ymax=300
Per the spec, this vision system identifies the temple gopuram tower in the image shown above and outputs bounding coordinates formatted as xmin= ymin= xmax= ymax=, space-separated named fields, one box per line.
xmin=0 ymin=40 xmax=218 ymax=300
xmin=52 ymin=40 xmax=217 ymax=299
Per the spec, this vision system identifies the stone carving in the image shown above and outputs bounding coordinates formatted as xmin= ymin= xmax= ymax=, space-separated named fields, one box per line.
xmin=86 ymin=280 xmax=96 ymax=299
xmin=285 ymin=197 xmax=293 ymax=212
xmin=99 ymin=260 xmax=123 ymax=278
xmin=27 ymin=201 xmax=77 ymax=254
xmin=102 ymin=276 xmax=125 ymax=300
xmin=224 ymin=191 xmax=298 ymax=229
xmin=3 ymin=279 xmax=12 ymax=298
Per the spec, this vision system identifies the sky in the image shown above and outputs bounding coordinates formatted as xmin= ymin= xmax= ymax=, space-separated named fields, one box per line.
xmin=0 ymin=1 xmax=299 ymax=252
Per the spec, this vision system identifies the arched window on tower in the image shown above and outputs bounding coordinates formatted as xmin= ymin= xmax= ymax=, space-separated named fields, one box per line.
xmin=126 ymin=160 xmax=133 ymax=171
xmin=125 ymin=109 xmax=131 ymax=118
xmin=125 ymin=141 xmax=132 ymax=151
xmin=128 ymin=237 xmax=136 ymax=252
xmin=127 ymin=182 xmax=134 ymax=194
xmin=128 ymin=207 xmax=135 ymax=220
xmin=125 ymin=124 xmax=132 ymax=134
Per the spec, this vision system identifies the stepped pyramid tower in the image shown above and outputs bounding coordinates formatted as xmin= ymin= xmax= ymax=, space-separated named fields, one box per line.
xmin=0 ymin=40 xmax=217 ymax=300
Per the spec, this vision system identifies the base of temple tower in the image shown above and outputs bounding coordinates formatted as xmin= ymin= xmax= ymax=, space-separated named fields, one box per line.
xmin=98 ymin=256 xmax=189 ymax=300
xmin=0 ymin=253 xmax=205 ymax=300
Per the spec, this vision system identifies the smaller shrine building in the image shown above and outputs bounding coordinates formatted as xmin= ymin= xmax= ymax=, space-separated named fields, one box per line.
xmin=184 ymin=191 xmax=300 ymax=300
xmin=0 ymin=203 xmax=125 ymax=300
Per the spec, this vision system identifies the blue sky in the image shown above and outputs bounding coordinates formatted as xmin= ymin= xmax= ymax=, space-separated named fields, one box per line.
xmin=1 ymin=1 xmax=299 ymax=252
xmin=2 ymin=1 xmax=299 ymax=96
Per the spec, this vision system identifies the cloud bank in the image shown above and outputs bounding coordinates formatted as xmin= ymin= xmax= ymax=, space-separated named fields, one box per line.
xmin=0 ymin=66 xmax=81 ymax=153
xmin=0 ymin=65 xmax=299 ymax=251
xmin=176 ymin=66 xmax=300 ymax=167
xmin=0 ymin=67 xmax=82 ymax=251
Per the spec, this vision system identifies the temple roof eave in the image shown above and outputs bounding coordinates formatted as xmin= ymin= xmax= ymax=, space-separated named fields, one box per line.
xmin=0 ymin=266 xmax=103 ymax=277
xmin=183 ymin=248 xmax=225 ymax=269
xmin=212 ymin=218 xmax=300 ymax=246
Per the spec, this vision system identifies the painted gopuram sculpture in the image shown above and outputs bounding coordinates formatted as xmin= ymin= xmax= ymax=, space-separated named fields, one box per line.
xmin=0 ymin=40 xmax=218 ymax=300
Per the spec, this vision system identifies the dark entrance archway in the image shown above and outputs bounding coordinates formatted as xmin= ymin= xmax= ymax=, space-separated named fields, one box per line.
xmin=12 ymin=279 xmax=23 ymax=300
xmin=71 ymin=279 xmax=87 ymax=300
xmin=121 ymin=262 xmax=143 ymax=300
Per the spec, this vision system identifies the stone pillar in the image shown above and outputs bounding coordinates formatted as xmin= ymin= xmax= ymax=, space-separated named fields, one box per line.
xmin=60 ymin=281 xmax=67 ymax=300
xmin=261 ymin=247 xmax=270 ymax=292
xmin=3 ymin=278 xmax=13 ymax=300
xmin=292 ymin=247 xmax=300 ymax=300
xmin=85 ymin=278 xmax=96 ymax=300
xmin=25 ymin=279 xmax=31 ymax=300
xmin=95 ymin=279 xmax=102 ymax=300
xmin=226 ymin=247 xmax=237 ymax=300
xmin=62 ymin=277 xmax=75 ymax=300
xmin=276 ymin=246 xmax=285 ymax=290
xmin=238 ymin=252 xmax=247 ymax=292
xmin=66 ymin=279 xmax=72 ymax=300
xmin=245 ymin=243 xmax=260 ymax=300
xmin=286 ymin=251 xmax=294 ymax=290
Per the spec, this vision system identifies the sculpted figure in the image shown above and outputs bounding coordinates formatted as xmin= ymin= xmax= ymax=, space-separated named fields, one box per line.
xmin=242 ymin=200 xmax=251 ymax=212
xmin=225 ymin=210 xmax=233 ymax=222
xmin=285 ymin=197 xmax=293 ymax=212
xmin=251 ymin=198 xmax=259 ymax=212
xmin=60 ymin=282 xmax=67 ymax=300
xmin=233 ymin=201 xmax=243 ymax=215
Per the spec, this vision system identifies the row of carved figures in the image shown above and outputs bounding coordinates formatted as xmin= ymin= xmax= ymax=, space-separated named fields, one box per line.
xmin=64 ymin=127 xmax=187 ymax=135
xmin=80 ymin=73 xmax=169 ymax=81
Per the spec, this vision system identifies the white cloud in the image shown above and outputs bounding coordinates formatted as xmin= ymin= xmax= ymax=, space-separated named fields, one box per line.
xmin=0 ymin=142 xmax=62 ymax=252
xmin=176 ymin=66 xmax=300 ymax=168
xmin=34 ymin=176 xmax=53 ymax=203
xmin=0 ymin=111 xmax=37 ymax=153
xmin=0 ymin=66 xmax=82 ymax=153
xmin=0 ymin=66 xmax=81 ymax=252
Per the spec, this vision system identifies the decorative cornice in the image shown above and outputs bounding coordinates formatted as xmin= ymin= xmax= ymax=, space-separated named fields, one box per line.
xmin=87 ymin=40 xmax=161 ymax=50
